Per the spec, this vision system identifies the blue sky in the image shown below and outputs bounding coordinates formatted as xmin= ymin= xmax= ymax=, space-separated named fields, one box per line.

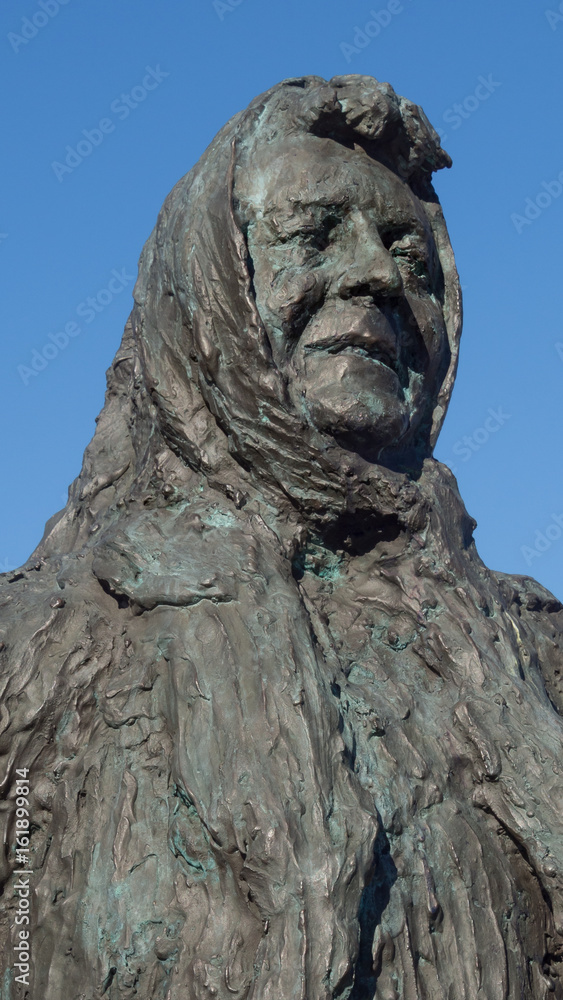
xmin=1 ymin=0 xmax=562 ymax=597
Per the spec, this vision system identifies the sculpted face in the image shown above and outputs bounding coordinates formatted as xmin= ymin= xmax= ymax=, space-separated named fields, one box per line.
xmin=235 ymin=135 xmax=450 ymax=460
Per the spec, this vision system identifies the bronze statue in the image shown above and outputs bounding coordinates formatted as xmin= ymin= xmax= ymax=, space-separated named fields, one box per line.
xmin=1 ymin=75 xmax=562 ymax=1000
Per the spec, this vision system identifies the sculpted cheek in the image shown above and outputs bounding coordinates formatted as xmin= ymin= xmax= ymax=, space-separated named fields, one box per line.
xmin=264 ymin=268 xmax=327 ymax=329
xmin=404 ymin=294 xmax=448 ymax=373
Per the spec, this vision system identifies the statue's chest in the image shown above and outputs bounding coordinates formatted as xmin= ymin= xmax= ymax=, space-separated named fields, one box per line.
xmin=296 ymin=554 xmax=433 ymax=682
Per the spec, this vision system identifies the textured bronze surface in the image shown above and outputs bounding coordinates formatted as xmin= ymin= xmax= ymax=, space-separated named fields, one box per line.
xmin=1 ymin=75 xmax=562 ymax=999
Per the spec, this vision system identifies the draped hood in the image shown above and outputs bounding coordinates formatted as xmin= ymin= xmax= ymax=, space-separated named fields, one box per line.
xmin=37 ymin=74 xmax=463 ymax=559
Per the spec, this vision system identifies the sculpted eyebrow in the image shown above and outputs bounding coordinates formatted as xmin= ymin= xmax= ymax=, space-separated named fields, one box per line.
xmin=265 ymin=191 xmax=349 ymax=216
xmin=378 ymin=217 xmax=429 ymax=244
xmin=262 ymin=203 xmax=345 ymax=240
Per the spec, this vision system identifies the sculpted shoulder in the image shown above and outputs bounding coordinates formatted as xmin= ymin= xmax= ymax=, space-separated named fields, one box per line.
xmin=89 ymin=501 xmax=287 ymax=613
xmin=493 ymin=569 xmax=563 ymax=714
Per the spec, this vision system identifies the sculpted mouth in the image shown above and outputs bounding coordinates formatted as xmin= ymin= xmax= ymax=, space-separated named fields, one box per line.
xmin=304 ymin=333 xmax=399 ymax=374
xmin=298 ymin=297 xmax=406 ymax=380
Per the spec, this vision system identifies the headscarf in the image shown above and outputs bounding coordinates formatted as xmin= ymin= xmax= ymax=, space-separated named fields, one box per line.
xmin=128 ymin=74 xmax=462 ymax=528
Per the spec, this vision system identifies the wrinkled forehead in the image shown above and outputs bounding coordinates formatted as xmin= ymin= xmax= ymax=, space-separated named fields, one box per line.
xmin=234 ymin=134 xmax=430 ymax=236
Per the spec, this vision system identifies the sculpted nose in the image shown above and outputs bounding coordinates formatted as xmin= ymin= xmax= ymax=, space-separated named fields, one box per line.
xmin=334 ymin=213 xmax=403 ymax=300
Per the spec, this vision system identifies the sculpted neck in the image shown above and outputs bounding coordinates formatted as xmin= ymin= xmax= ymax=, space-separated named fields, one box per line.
xmin=244 ymin=450 xmax=477 ymax=586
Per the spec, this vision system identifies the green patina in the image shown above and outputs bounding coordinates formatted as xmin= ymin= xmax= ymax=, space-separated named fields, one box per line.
xmin=3 ymin=967 xmax=12 ymax=999
xmin=171 ymin=784 xmax=219 ymax=883
xmin=202 ymin=508 xmax=238 ymax=530
xmin=347 ymin=663 xmax=376 ymax=685
xmin=257 ymin=401 xmax=273 ymax=427
xmin=55 ymin=709 xmax=75 ymax=741
xmin=169 ymin=828 xmax=216 ymax=880
xmin=292 ymin=541 xmax=344 ymax=582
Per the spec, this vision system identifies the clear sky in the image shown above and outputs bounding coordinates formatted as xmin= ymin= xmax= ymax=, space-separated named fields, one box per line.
xmin=1 ymin=0 xmax=562 ymax=597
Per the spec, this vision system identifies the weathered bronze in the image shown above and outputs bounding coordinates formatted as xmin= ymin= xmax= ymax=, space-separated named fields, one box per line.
xmin=1 ymin=75 xmax=562 ymax=1000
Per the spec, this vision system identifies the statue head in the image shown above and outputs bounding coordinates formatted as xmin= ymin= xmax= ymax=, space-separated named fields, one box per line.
xmin=130 ymin=75 xmax=462 ymax=521
xmin=235 ymin=135 xmax=447 ymax=462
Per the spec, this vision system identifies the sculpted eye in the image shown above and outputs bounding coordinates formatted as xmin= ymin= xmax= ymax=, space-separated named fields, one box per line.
xmin=294 ymin=212 xmax=341 ymax=251
xmin=389 ymin=235 xmax=431 ymax=288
